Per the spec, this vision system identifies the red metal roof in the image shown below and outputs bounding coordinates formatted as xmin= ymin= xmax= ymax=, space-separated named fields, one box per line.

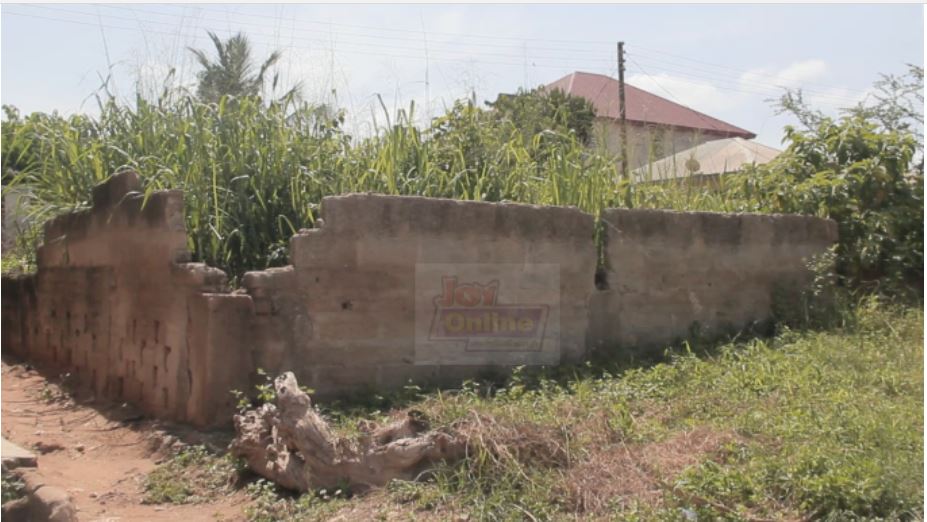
xmin=546 ymin=71 xmax=755 ymax=138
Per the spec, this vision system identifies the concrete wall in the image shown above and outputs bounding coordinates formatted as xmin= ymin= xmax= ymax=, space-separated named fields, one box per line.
xmin=1 ymin=173 xmax=838 ymax=427
xmin=589 ymin=208 xmax=839 ymax=350
xmin=242 ymin=194 xmax=597 ymax=396
xmin=1 ymin=172 xmax=244 ymax=427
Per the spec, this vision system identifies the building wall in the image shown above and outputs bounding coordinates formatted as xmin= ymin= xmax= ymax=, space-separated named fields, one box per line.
xmin=2 ymin=186 xmax=29 ymax=253
xmin=2 ymin=173 xmax=837 ymax=427
xmin=592 ymin=118 xmax=728 ymax=173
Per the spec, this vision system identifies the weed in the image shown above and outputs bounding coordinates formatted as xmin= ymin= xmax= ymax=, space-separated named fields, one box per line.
xmin=330 ymin=301 xmax=923 ymax=519
xmin=244 ymin=478 xmax=350 ymax=522
xmin=148 ymin=301 xmax=921 ymax=519
xmin=231 ymin=367 xmax=315 ymax=414
xmin=5 ymin=89 xmax=919 ymax=293
xmin=1 ymin=470 xmax=25 ymax=504
xmin=143 ymin=445 xmax=239 ymax=504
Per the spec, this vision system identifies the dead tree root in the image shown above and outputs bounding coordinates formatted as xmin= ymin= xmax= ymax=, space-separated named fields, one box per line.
xmin=230 ymin=372 xmax=467 ymax=492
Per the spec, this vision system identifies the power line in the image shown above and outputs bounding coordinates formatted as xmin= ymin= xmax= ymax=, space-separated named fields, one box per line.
xmin=98 ymin=4 xmax=615 ymax=56
xmin=6 ymin=6 xmax=873 ymax=112
xmin=632 ymin=43 xmax=871 ymax=96
xmin=627 ymin=58 xmax=863 ymax=105
xmin=98 ymin=3 xmax=877 ymax=98
xmin=627 ymin=57 xmax=756 ymax=135
xmin=1 ymin=10 xmax=601 ymax=71
xmin=16 ymin=4 xmax=873 ymax=106
xmin=632 ymin=51 xmax=869 ymax=99
xmin=29 ymin=4 xmax=617 ymax=64
xmin=111 ymin=3 xmax=621 ymax=47
xmin=11 ymin=6 xmax=618 ymax=70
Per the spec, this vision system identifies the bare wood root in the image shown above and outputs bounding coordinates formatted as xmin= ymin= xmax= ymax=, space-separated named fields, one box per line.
xmin=230 ymin=372 xmax=466 ymax=491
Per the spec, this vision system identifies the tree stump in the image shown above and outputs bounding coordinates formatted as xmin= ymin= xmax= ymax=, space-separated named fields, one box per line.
xmin=230 ymin=372 xmax=467 ymax=492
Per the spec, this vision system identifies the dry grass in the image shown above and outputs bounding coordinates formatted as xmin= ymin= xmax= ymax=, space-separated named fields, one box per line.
xmin=458 ymin=412 xmax=572 ymax=470
xmin=560 ymin=427 xmax=739 ymax=515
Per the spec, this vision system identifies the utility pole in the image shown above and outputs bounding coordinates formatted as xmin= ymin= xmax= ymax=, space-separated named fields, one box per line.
xmin=617 ymin=41 xmax=629 ymax=179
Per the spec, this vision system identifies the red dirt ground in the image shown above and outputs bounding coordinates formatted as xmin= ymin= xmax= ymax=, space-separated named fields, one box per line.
xmin=1 ymin=361 xmax=250 ymax=521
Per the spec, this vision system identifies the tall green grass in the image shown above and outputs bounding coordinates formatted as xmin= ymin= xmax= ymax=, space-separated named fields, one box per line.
xmin=2 ymin=94 xmax=625 ymax=282
xmin=2 ymin=91 xmax=922 ymax=291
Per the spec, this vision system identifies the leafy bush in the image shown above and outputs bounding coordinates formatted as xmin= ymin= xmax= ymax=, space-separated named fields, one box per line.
xmin=759 ymin=116 xmax=922 ymax=292
xmin=1 ymin=470 xmax=25 ymax=504
xmin=627 ymin=114 xmax=924 ymax=296
xmin=487 ymin=85 xmax=597 ymax=145
xmin=2 ymin=72 xmax=921 ymax=294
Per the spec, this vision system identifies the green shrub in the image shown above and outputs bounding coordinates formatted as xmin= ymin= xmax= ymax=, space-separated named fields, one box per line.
xmin=747 ymin=116 xmax=922 ymax=292
xmin=2 ymin=78 xmax=921 ymax=293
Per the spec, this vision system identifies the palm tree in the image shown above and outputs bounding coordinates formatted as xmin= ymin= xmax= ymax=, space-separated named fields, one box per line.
xmin=188 ymin=32 xmax=281 ymax=103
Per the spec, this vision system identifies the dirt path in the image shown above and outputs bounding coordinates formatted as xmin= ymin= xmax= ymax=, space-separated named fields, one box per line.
xmin=1 ymin=361 xmax=250 ymax=521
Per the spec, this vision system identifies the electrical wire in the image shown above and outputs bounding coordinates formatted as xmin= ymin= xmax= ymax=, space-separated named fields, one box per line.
xmin=1 ymin=10 xmax=603 ymax=70
xmin=4 ymin=5 xmax=874 ymax=109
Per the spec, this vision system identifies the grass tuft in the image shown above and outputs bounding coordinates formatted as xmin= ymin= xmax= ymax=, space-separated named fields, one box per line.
xmin=143 ymin=445 xmax=240 ymax=505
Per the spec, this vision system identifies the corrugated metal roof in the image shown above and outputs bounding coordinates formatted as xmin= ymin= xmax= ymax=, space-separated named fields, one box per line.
xmin=633 ymin=137 xmax=782 ymax=180
xmin=546 ymin=71 xmax=756 ymax=138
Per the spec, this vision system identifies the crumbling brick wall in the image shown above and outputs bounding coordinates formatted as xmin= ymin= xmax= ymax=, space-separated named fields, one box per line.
xmin=242 ymin=194 xmax=597 ymax=396
xmin=1 ymin=173 xmax=838 ymax=427
xmin=1 ymin=172 xmax=240 ymax=426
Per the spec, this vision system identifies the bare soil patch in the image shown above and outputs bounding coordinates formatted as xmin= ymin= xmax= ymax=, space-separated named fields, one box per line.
xmin=1 ymin=361 xmax=249 ymax=521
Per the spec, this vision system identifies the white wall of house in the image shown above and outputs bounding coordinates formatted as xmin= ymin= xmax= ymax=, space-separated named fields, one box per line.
xmin=2 ymin=186 xmax=30 ymax=253
xmin=591 ymin=118 xmax=726 ymax=172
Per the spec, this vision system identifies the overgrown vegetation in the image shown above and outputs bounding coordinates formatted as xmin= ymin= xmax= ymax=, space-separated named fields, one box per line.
xmin=1 ymin=470 xmax=25 ymax=505
xmin=143 ymin=298 xmax=922 ymax=520
xmin=244 ymin=479 xmax=351 ymax=522
xmin=4 ymin=36 xmax=922 ymax=519
xmin=366 ymin=299 xmax=922 ymax=521
xmin=1 ymin=67 xmax=922 ymax=292
xmin=142 ymin=445 xmax=239 ymax=505
xmin=633 ymin=113 xmax=923 ymax=293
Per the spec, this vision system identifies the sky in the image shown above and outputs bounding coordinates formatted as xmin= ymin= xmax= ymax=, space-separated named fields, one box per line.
xmin=1 ymin=3 xmax=923 ymax=148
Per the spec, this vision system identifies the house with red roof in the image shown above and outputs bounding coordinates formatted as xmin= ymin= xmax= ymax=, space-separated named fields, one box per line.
xmin=546 ymin=71 xmax=756 ymax=171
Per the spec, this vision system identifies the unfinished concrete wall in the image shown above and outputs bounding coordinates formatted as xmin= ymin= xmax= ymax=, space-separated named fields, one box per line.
xmin=242 ymin=194 xmax=598 ymax=396
xmin=2 ymin=172 xmax=838 ymax=428
xmin=589 ymin=208 xmax=839 ymax=350
xmin=1 ymin=172 xmax=244 ymax=427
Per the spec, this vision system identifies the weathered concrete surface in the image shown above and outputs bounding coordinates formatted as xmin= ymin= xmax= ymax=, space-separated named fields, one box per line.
xmin=589 ymin=208 xmax=838 ymax=350
xmin=2 ymin=172 xmax=838 ymax=428
xmin=1 ymin=438 xmax=37 ymax=469
xmin=2 ymin=470 xmax=77 ymax=522
xmin=1 ymin=171 xmax=236 ymax=427
xmin=245 ymin=193 xmax=598 ymax=396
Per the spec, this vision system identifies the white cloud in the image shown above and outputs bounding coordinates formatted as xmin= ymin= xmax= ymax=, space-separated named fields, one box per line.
xmin=629 ymin=59 xmax=869 ymax=122
xmin=739 ymin=59 xmax=869 ymax=112
xmin=626 ymin=58 xmax=874 ymax=149
xmin=740 ymin=59 xmax=828 ymax=89
xmin=626 ymin=72 xmax=748 ymax=115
